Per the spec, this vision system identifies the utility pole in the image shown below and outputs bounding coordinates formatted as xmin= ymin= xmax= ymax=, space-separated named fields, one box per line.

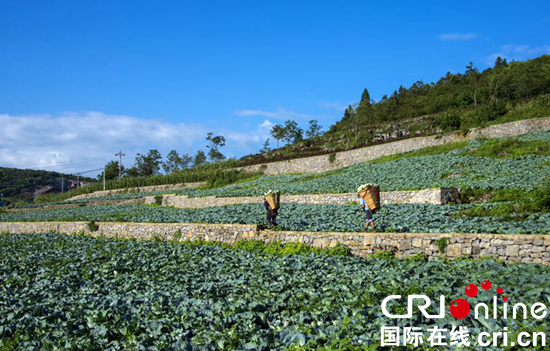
xmin=103 ymin=165 xmax=106 ymax=190
xmin=61 ymin=178 xmax=64 ymax=193
xmin=115 ymin=150 xmax=125 ymax=180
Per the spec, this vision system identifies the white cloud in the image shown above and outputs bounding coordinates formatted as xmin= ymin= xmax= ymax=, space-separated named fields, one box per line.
xmin=0 ymin=112 xmax=206 ymax=174
xmin=0 ymin=112 xmax=279 ymax=174
xmin=485 ymin=44 xmax=550 ymax=65
xmin=439 ymin=33 xmax=478 ymax=41
xmin=321 ymin=101 xmax=347 ymax=112
xmin=223 ymin=119 xmax=274 ymax=148
xmin=233 ymin=108 xmax=314 ymax=121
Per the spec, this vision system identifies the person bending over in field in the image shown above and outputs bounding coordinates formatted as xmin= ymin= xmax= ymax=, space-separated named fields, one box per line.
xmin=358 ymin=193 xmax=375 ymax=232
xmin=263 ymin=198 xmax=278 ymax=228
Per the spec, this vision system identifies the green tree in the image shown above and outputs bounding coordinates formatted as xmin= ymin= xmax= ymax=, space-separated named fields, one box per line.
xmin=180 ymin=153 xmax=193 ymax=169
xmin=359 ymin=88 xmax=372 ymax=108
xmin=124 ymin=167 xmax=140 ymax=178
xmin=305 ymin=120 xmax=323 ymax=139
xmin=206 ymin=132 xmax=226 ymax=162
xmin=282 ymin=120 xmax=303 ymax=144
xmin=98 ymin=161 xmax=123 ymax=181
xmin=270 ymin=124 xmax=286 ymax=148
xmin=135 ymin=149 xmax=163 ymax=177
xmin=163 ymin=150 xmax=190 ymax=174
xmin=193 ymin=150 xmax=207 ymax=167
xmin=260 ymin=139 xmax=271 ymax=153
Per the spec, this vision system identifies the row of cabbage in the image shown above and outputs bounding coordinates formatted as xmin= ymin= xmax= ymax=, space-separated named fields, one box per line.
xmin=2 ymin=203 xmax=549 ymax=234
xmin=1 ymin=233 xmax=549 ymax=350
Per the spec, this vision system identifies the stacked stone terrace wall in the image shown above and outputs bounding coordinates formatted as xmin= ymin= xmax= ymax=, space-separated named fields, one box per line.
xmin=1 ymin=221 xmax=548 ymax=264
xmin=145 ymin=188 xmax=458 ymax=208
xmin=238 ymin=117 xmax=550 ymax=175
xmin=67 ymin=182 xmax=206 ymax=201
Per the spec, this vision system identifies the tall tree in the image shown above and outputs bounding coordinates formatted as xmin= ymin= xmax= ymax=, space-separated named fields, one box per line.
xmin=282 ymin=120 xmax=303 ymax=144
xmin=260 ymin=139 xmax=271 ymax=153
xmin=465 ymin=61 xmax=478 ymax=75
xmin=98 ymin=161 xmax=123 ymax=181
xmin=180 ymin=153 xmax=193 ymax=170
xmin=206 ymin=132 xmax=226 ymax=162
xmin=193 ymin=150 xmax=207 ymax=167
xmin=305 ymin=120 xmax=323 ymax=139
xmin=135 ymin=149 xmax=162 ymax=177
xmin=124 ymin=167 xmax=140 ymax=178
xmin=359 ymin=88 xmax=372 ymax=108
xmin=270 ymin=124 xmax=286 ymax=147
xmin=162 ymin=150 xmax=184 ymax=174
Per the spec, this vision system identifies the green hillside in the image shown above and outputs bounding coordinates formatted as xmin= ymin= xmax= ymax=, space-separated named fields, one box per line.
xmin=239 ymin=55 xmax=550 ymax=165
xmin=0 ymin=167 xmax=94 ymax=204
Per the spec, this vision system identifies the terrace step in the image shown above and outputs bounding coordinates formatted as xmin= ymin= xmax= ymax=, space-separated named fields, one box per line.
xmin=1 ymin=221 xmax=547 ymax=264
xmin=236 ymin=117 xmax=550 ymax=175
xmin=65 ymin=182 xmax=206 ymax=201
xmin=145 ymin=188 xmax=458 ymax=208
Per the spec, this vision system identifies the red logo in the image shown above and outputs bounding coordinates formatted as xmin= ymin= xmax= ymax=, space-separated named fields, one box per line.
xmin=449 ymin=280 xmax=508 ymax=319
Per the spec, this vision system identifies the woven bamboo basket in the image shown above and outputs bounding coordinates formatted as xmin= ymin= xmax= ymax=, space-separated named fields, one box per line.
xmin=265 ymin=192 xmax=280 ymax=210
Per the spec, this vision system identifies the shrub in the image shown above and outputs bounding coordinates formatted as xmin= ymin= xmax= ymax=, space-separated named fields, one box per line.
xmin=475 ymin=101 xmax=508 ymax=123
xmin=328 ymin=153 xmax=337 ymax=163
xmin=407 ymin=252 xmax=429 ymax=262
xmin=435 ymin=111 xmax=462 ymax=131
xmin=87 ymin=221 xmax=99 ymax=232
xmin=154 ymin=195 xmax=163 ymax=206
xmin=436 ymin=237 xmax=450 ymax=254
xmin=370 ymin=250 xmax=395 ymax=260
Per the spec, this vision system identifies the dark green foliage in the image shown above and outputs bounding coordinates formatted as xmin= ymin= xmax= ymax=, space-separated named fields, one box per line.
xmin=162 ymin=150 xmax=192 ymax=173
xmin=98 ymin=160 xmax=123 ymax=181
xmin=305 ymin=119 xmax=323 ymax=139
xmin=436 ymin=237 xmax=450 ymax=254
xmin=193 ymin=150 xmax=207 ymax=167
xmin=134 ymin=149 xmax=163 ymax=177
xmin=328 ymin=152 xmax=337 ymax=163
xmin=0 ymin=167 xmax=94 ymax=204
xmin=407 ymin=252 xmax=429 ymax=262
xmin=154 ymin=195 xmax=163 ymax=206
xmin=370 ymin=250 xmax=395 ymax=260
xmin=3 ymin=233 xmax=549 ymax=350
xmin=331 ymin=56 xmax=550 ymax=132
xmin=474 ymin=100 xmax=509 ymax=123
xmin=260 ymin=139 xmax=271 ymax=153
xmin=435 ymin=111 xmax=462 ymax=131
xmin=464 ymin=138 xmax=550 ymax=158
xmin=206 ymin=132 xmax=226 ymax=162
xmin=87 ymin=220 xmax=99 ymax=232
xmin=233 ymin=239 xmax=351 ymax=256
xmin=239 ymin=55 xmax=550 ymax=167
xmin=369 ymin=141 xmax=469 ymax=164
xmin=458 ymin=181 xmax=550 ymax=220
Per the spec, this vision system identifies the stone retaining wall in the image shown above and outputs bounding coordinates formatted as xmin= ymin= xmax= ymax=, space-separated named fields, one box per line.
xmin=1 ymin=221 xmax=548 ymax=264
xmin=238 ymin=117 xmax=550 ymax=175
xmin=67 ymin=182 xmax=206 ymax=201
xmin=145 ymin=188 xmax=458 ymax=208
xmin=0 ymin=221 xmax=256 ymax=243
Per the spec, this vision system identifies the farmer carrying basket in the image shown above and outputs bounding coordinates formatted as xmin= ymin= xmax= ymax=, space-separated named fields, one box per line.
xmin=263 ymin=190 xmax=280 ymax=228
xmin=357 ymin=184 xmax=380 ymax=232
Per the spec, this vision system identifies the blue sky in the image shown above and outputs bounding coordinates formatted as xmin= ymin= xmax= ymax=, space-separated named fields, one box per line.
xmin=1 ymin=0 xmax=549 ymax=174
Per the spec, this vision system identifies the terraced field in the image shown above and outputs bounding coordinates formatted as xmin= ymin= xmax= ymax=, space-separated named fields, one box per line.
xmin=14 ymin=131 xmax=550 ymax=210
xmin=2 ymin=203 xmax=549 ymax=234
xmin=1 ymin=233 xmax=549 ymax=350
